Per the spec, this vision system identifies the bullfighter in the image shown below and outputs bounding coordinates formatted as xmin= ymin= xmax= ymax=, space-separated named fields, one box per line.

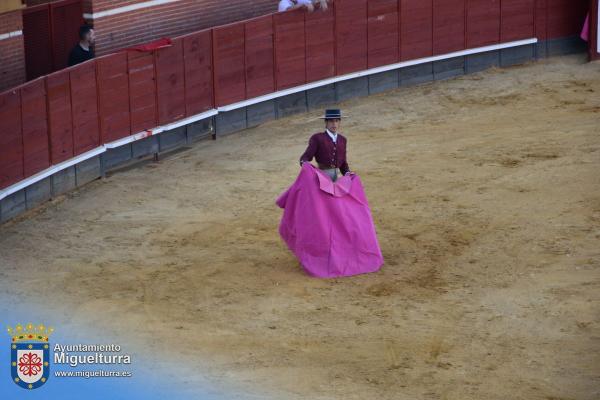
xmin=299 ymin=109 xmax=351 ymax=182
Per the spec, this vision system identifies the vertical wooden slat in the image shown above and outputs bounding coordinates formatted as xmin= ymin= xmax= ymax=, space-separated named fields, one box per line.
xmin=70 ymin=61 xmax=100 ymax=155
xmin=97 ymin=53 xmax=131 ymax=142
xmin=400 ymin=0 xmax=433 ymax=60
xmin=245 ymin=15 xmax=275 ymax=98
xmin=368 ymin=0 xmax=399 ymax=67
xmin=335 ymin=0 xmax=368 ymax=74
xmin=305 ymin=6 xmax=335 ymax=82
xmin=46 ymin=70 xmax=74 ymax=163
xmin=128 ymin=51 xmax=158 ymax=133
xmin=21 ymin=79 xmax=50 ymax=176
xmin=155 ymin=39 xmax=186 ymax=124
xmin=0 ymin=89 xmax=23 ymax=188
xmin=467 ymin=0 xmax=501 ymax=48
xmin=274 ymin=9 xmax=307 ymax=89
xmin=213 ymin=23 xmax=246 ymax=106
xmin=433 ymin=0 xmax=465 ymax=55
xmin=501 ymin=0 xmax=535 ymax=41
xmin=183 ymin=30 xmax=215 ymax=115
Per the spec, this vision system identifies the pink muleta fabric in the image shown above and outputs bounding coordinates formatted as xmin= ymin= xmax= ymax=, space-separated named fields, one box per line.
xmin=581 ymin=13 xmax=590 ymax=41
xmin=276 ymin=163 xmax=384 ymax=278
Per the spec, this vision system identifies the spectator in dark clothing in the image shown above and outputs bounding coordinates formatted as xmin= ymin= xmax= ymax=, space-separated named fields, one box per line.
xmin=68 ymin=25 xmax=95 ymax=66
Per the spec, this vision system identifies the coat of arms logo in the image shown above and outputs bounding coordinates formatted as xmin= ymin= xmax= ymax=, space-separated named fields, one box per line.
xmin=7 ymin=323 xmax=53 ymax=390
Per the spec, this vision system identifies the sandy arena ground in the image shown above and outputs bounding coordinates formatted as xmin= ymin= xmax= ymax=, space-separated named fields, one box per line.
xmin=1 ymin=55 xmax=599 ymax=399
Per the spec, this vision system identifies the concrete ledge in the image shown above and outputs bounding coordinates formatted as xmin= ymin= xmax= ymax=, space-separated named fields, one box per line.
xmin=336 ymin=77 xmax=369 ymax=102
xmin=247 ymin=100 xmax=276 ymax=127
xmin=25 ymin=177 xmax=52 ymax=210
xmin=159 ymin=127 xmax=187 ymax=152
xmin=75 ymin=155 xmax=101 ymax=186
xmin=465 ymin=51 xmax=500 ymax=74
xmin=535 ymin=41 xmax=548 ymax=59
xmin=306 ymin=84 xmax=336 ymax=110
xmin=500 ymin=45 xmax=534 ymax=67
xmin=433 ymin=57 xmax=465 ymax=80
xmin=104 ymin=144 xmax=133 ymax=171
xmin=546 ymin=36 xmax=587 ymax=57
xmin=132 ymin=136 xmax=159 ymax=159
xmin=187 ymin=118 xmax=214 ymax=142
xmin=276 ymin=92 xmax=307 ymax=118
xmin=400 ymin=63 xmax=433 ymax=87
xmin=0 ymin=190 xmax=26 ymax=223
xmin=368 ymin=71 xmax=399 ymax=95
xmin=216 ymin=108 xmax=247 ymax=136
xmin=51 ymin=166 xmax=76 ymax=196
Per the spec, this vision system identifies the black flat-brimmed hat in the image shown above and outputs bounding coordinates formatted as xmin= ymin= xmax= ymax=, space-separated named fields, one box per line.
xmin=320 ymin=109 xmax=345 ymax=119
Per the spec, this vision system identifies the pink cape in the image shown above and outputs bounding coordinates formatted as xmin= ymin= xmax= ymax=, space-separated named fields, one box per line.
xmin=581 ymin=13 xmax=590 ymax=41
xmin=276 ymin=163 xmax=384 ymax=278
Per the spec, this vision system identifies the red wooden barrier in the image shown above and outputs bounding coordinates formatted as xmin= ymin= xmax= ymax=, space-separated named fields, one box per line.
xmin=305 ymin=6 xmax=335 ymax=81
xmin=400 ymin=0 xmax=433 ymax=60
xmin=97 ymin=53 xmax=131 ymax=143
xmin=46 ymin=70 xmax=74 ymax=163
xmin=21 ymin=79 xmax=50 ymax=177
xmin=213 ymin=23 xmax=246 ymax=106
xmin=535 ymin=0 xmax=548 ymax=40
xmin=128 ymin=51 xmax=158 ymax=133
xmin=155 ymin=39 xmax=186 ymax=125
xmin=70 ymin=62 xmax=101 ymax=155
xmin=467 ymin=0 xmax=501 ymax=48
xmin=183 ymin=30 xmax=214 ymax=116
xmin=501 ymin=0 xmax=535 ymax=41
xmin=0 ymin=90 xmax=23 ymax=188
xmin=2 ymin=0 xmax=594 ymax=193
xmin=368 ymin=0 xmax=399 ymax=68
xmin=433 ymin=0 xmax=465 ymax=55
xmin=336 ymin=0 xmax=368 ymax=74
xmin=245 ymin=16 xmax=275 ymax=98
xmin=274 ymin=9 xmax=306 ymax=90
xmin=547 ymin=0 xmax=589 ymax=38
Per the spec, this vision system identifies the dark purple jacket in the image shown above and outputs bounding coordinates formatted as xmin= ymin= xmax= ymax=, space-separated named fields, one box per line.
xmin=299 ymin=131 xmax=350 ymax=175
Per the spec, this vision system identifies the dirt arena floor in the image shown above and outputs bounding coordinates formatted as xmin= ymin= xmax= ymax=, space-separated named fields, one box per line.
xmin=1 ymin=55 xmax=599 ymax=399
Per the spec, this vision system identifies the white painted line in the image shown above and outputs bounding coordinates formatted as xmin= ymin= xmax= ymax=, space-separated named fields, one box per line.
xmin=597 ymin=0 xmax=599 ymax=53
xmin=0 ymin=30 xmax=22 ymax=41
xmin=219 ymin=38 xmax=538 ymax=111
xmin=152 ymin=110 xmax=218 ymax=135
xmin=104 ymin=130 xmax=153 ymax=149
xmin=83 ymin=0 xmax=182 ymax=19
xmin=0 ymin=38 xmax=537 ymax=202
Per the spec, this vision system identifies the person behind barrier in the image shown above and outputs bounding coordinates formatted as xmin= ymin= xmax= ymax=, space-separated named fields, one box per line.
xmin=278 ymin=0 xmax=328 ymax=12
xmin=68 ymin=25 xmax=95 ymax=67
xmin=299 ymin=109 xmax=352 ymax=182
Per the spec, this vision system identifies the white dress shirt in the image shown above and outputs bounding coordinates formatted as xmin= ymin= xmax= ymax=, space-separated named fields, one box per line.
xmin=326 ymin=129 xmax=338 ymax=143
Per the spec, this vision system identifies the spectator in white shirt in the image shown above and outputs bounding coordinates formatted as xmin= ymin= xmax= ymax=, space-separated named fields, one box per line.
xmin=278 ymin=0 xmax=328 ymax=12
xmin=278 ymin=0 xmax=313 ymax=12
